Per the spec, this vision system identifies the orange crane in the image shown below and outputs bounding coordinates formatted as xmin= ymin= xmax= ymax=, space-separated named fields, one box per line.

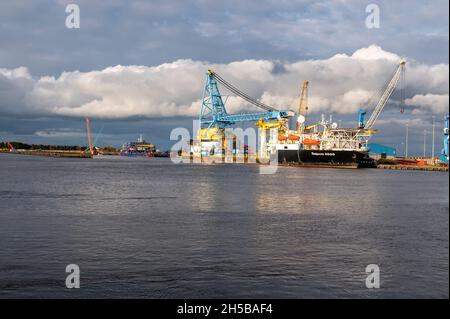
xmin=85 ymin=117 xmax=95 ymax=156
xmin=296 ymin=80 xmax=309 ymax=132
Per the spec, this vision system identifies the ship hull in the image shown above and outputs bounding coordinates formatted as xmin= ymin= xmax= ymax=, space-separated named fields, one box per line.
xmin=119 ymin=151 xmax=149 ymax=157
xmin=277 ymin=149 xmax=376 ymax=168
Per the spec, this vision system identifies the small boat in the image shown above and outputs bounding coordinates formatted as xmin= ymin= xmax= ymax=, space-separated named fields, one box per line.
xmin=398 ymin=159 xmax=419 ymax=166
xmin=303 ymin=138 xmax=320 ymax=145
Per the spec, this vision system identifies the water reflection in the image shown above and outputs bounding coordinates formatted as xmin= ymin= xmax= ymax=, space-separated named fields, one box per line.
xmin=0 ymin=155 xmax=448 ymax=298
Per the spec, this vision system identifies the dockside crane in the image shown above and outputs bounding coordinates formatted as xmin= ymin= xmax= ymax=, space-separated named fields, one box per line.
xmin=296 ymin=80 xmax=309 ymax=132
xmin=357 ymin=60 xmax=406 ymax=133
xmin=197 ymin=70 xmax=295 ymax=159
xmin=199 ymin=70 xmax=294 ymax=135
xmin=440 ymin=114 xmax=449 ymax=165
xmin=317 ymin=61 xmax=406 ymax=153
xmin=7 ymin=142 xmax=15 ymax=152
xmin=85 ymin=117 xmax=96 ymax=156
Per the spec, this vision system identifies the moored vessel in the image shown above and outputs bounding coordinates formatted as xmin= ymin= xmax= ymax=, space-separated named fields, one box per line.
xmin=276 ymin=147 xmax=376 ymax=168
xmin=120 ymin=135 xmax=156 ymax=157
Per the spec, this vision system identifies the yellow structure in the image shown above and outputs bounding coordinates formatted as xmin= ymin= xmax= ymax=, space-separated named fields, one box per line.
xmin=197 ymin=127 xmax=225 ymax=141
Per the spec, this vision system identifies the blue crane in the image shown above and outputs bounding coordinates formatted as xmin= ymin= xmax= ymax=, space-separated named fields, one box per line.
xmin=440 ymin=114 xmax=449 ymax=165
xmin=356 ymin=61 xmax=406 ymax=131
xmin=199 ymin=70 xmax=293 ymax=131
xmin=357 ymin=109 xmax=367 ymax=129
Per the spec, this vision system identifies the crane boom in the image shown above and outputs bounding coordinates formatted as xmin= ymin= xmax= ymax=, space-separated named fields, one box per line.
xmin=199 ymin=70 xmax=293 ymax=130
xmin=208 ymin=70 xmax=278 ymax=112
xmin=364 ymin=61 xmax=406 ymax=130
xmin=296 ymin=80 xmax=309 ymax=131
xmin=85 ymin=117 xmax=95 ymax=156
xmin=7 ymin=142 xmax=15 ymax=152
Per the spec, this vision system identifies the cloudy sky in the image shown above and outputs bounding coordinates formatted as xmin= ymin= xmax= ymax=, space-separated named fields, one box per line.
xmin=0 ymin=0 xmax=448 ymax=154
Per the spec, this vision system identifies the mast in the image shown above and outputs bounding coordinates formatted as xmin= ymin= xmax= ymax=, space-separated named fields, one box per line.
xmin=86 ymin=117 xmax=95 ymax=156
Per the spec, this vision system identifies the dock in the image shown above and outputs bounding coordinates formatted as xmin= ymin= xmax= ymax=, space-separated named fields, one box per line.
xmin=377 ymin=164 xmax=448 ymax=172
xmin=0 ymin=149 xmax=92 ymax=158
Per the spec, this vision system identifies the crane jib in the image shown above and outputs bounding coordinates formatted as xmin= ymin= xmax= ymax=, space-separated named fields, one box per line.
xmin=210 ymin=73 xmax=280 ymax=112
xmin=200 ymin=70 xmax=293 ymax=129
xmin=361 ymin=61 xmax=406 ymax=131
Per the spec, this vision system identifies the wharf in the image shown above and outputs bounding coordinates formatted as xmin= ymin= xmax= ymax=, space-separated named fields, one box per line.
xmin=377 ymin=164 xmax=448 ymax=172
xmin=0 ymin=149 xmax=92 ymax=158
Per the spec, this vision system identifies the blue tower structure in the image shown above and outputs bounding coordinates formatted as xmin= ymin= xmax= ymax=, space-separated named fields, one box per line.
xmin=440 ymin=114 xmax=449 ymax=165
xmin=357 ymin=109 xmax=366 ymax=129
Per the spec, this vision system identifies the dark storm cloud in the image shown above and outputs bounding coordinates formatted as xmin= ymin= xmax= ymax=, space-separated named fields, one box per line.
xmin=0 ymin=0 xmax=448 ymax=76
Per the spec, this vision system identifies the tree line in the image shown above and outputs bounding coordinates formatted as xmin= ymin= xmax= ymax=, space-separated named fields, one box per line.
xmin=0 ymin=141 xmax=88 ymax=151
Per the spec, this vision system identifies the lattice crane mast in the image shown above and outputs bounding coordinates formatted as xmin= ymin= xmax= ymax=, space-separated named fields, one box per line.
xmin=7 ymin=142 xmax=15 ymax=152
xmin=358 ymin=61 xmax=406 ymax=132
xmin=199 ymin=70 xmax=294 ymax=133
xmin=296 ymin=80 xmax=309 ymax=132
xmin=85 ymin=117 xmax=95 ymax=156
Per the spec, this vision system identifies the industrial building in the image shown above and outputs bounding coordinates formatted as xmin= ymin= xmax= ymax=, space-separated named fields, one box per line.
xmin=368 ymin=143 xmax=397 ymax=158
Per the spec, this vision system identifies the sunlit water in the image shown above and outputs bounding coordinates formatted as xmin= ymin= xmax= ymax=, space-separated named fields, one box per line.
xmin=0 ymin=153 xmax=448 ymax=298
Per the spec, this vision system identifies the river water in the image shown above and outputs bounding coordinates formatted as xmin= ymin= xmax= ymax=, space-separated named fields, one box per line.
xmin=0 ymin=153 xmax=448 ymax=298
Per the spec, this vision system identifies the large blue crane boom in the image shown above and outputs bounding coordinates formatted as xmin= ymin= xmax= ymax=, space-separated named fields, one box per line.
xmin=199 ymin=70 xmax=293 ymax=130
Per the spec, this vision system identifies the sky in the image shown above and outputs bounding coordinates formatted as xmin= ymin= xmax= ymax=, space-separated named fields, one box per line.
xmin=0 ymin=0 xmax=449 ymax=155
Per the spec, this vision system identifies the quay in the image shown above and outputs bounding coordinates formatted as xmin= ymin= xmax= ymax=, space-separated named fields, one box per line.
xmin=377 ymin=164 xmax=448 ymax=172
xmin=0 ymin=149 xmax=92 ymax=158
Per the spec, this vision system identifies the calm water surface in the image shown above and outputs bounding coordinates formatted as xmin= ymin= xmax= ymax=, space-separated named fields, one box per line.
xmin=0 ymin=153 xmax=448 ymax=298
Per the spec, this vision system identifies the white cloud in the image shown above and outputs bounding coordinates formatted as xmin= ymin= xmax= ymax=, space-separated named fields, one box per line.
xmin=406 ymin=94 xmax=449 ymax=114
xmin=0 ymin=45 xmax=448 ymax=121
xmin=0 ymin=66 xmax=32 ymax=79
xmin=351 ymin=44 xmax=402 ymax=61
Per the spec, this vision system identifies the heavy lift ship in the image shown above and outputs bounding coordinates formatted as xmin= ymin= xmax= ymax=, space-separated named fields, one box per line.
xmin=196 ymin=61 xmax=406 ymax=168
xmin=263 ymin=115 xmax=377 ymax=168
xmin=261 ymin=61 xmax=406 ymax=168
xmin=195 ymin=70 xmax=294 ymax=161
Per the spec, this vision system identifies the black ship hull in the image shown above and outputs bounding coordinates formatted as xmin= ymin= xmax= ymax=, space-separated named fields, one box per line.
xmin=278 ymin=149 xmax=376 ymax=168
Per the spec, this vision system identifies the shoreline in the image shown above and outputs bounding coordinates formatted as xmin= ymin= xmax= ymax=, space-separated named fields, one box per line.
xmin=377 ymin=164 xmax=448 ymax=172
xmin=0 ymin=149 xmax=92 ymax=159
xmin=1 ymin=151 xmax=448 ymax=171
